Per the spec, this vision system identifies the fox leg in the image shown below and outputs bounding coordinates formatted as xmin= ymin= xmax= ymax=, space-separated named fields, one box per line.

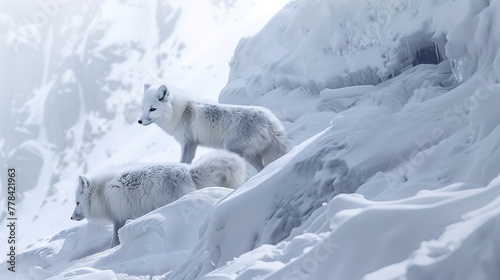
xmin=111 ymin=221 xmax=125 ymax=247
xmin=225 ymin=141 xmax=264 ymax=172
xmin=246 ymin=154 xmax=264 ymax=172
xmin=181 ymin=141 xmax=198 ymax=164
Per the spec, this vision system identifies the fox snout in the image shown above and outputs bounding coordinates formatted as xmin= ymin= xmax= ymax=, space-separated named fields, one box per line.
xmin=71 ymin=205 xmax=84 ymax=221
xmin=138 ymin=118 xmax=152 ymax=126
xmin=71 ymin=214 xmax=84 ymax=221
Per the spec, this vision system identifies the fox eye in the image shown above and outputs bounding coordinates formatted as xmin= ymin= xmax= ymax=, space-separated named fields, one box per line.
xmin=76 ymin=202 xmax=80 ymax=206
xmin=149 ymin=108 xmax=156 ymax=112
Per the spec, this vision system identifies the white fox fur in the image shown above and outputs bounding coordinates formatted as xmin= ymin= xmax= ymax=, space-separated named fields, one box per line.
xmin=138 ymin=84 xmax=289 ymax=171
xmin=71 ymin=151 xmax=247 ymax=247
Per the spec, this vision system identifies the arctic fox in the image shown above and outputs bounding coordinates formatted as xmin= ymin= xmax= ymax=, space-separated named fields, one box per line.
xmin=70 ymin=151 xmax=247 ymax=247
xmin=138 ymin=84 xmax=289 ymax=171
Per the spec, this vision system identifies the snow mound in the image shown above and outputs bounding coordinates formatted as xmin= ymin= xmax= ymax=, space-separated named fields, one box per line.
xmin=220 ymin=0 xmax=492 ymax=102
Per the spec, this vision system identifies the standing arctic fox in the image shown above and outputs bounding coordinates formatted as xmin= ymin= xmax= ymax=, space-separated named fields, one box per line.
xmin=138 ymin=84 xmax=288 ymax=171
xmin=71 ymin=151 xmax=246 ymax=247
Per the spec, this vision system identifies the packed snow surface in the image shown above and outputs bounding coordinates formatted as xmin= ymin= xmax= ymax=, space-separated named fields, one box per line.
xmin=2 ymin=0 xmax=500 ymax=279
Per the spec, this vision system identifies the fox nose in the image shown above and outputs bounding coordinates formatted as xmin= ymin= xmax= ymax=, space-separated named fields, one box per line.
xmin=138 ymin=120 xmax=143 ymax=124
xmin=70 ymin=217 xmax=73 ymax=220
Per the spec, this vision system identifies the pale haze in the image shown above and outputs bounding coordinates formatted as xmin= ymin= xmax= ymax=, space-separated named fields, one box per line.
xmin=1 ymin=0 xmax=500 ymax=279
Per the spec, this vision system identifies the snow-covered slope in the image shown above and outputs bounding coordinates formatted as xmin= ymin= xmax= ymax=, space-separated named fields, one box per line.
xmin=172 ymin=0 xmax=500 ymax=279
xmin=171 ymin=1 xmax=500 ymax=279
xmin=3 ymin=0 xmax=500 ymax=279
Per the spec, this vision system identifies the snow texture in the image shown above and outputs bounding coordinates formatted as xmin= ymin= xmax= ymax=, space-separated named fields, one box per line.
xmin=2 ymin=0 xmax=500 ymax=279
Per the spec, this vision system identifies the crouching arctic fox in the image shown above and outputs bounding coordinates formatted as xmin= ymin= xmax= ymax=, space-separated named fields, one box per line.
xmin=70 ymin=151 xmax=247 ymax=247
xmin=138 ymin=84 xmax=289 ymax=171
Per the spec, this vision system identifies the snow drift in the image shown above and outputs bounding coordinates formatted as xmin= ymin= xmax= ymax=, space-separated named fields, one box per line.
xmin=3 ymin=0 xmax=500 ymax=279
xmin=169 ymin=0 xmax=500 ymax=279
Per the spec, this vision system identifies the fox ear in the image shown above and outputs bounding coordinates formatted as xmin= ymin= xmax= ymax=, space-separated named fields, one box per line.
xmin=79 ymin=175 xmax=90 ymax=191
xmin=144 ymin=83 xmax=151 ymax=91
xmin=157 ymin=85 xmax=170 ymax=102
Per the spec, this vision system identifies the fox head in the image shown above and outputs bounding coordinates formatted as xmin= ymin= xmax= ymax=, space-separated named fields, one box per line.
xmin=70 ymin=175 xmax=92 ymax=221
xmin=138 ymin=84 xmax=173 ymax=126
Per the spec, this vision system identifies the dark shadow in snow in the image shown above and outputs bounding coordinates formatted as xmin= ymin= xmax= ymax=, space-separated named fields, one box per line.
xmin=412 ymin=44 xmax=443 ymax=67
xmin=259 ymin=140 xmax=362 ymax=245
